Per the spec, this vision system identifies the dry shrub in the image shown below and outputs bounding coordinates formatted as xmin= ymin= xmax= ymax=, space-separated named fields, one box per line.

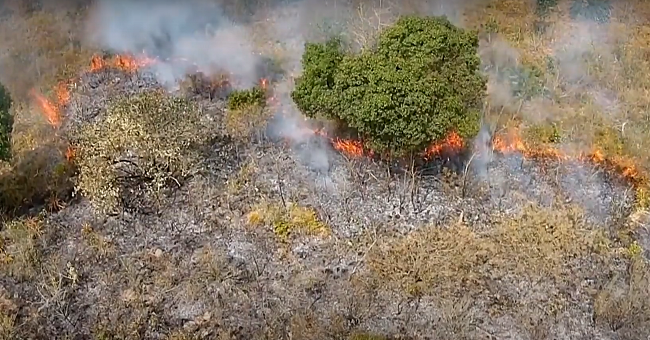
xmin=0 ymin=144 xmax=75 ymax=215
xmin=594 ymin=257 xmax=650 ymax=338
xmin=0 ymin=217 xmax=44 ymax=280
xmin=224 ymin=103 xmax=269 ymax=140
xmin=367 ymin=204 xmax=610 ymax=299
xmin=180 ymin=72 xmax=233 ymax=100
xmin=70 ymin=90 xmax=217 ymax=214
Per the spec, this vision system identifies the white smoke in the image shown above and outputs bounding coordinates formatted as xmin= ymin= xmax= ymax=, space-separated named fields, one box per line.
xmin=85 ymin=0 xmax=260 ymax=88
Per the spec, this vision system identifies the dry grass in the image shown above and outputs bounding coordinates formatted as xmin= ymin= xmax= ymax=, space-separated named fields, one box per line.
xmin=0 ymin=217 xmax=44 ymax=280
xmin=364 ymin=203 xmax=650 ymax=338
xmin=593 ymin=257 xmax=650 ymax=338
xmin=368 ymin=204 xmax=613 ymax=299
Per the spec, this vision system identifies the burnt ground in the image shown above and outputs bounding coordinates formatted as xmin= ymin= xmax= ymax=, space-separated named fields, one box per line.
xmin=1 ymin=68 xmax=649 ymax=340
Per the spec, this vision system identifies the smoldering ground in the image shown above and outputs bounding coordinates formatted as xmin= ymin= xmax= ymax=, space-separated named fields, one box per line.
xmin=82 ymin=0 xmax=638 ymax=214
xmin=3 ymin=1 xmax=649 ymax=339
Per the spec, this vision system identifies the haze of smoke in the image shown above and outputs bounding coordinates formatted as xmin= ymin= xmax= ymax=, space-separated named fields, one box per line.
xmin=84 ymin=0 xmax=627 ymax=201
xmin=472 ymin=7 xmax=633 ymax=211
xmin=85 ymin=0 xmax=260 ymax=88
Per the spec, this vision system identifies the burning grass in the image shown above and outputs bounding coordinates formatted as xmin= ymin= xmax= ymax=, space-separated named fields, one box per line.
xmin=2 ymin=1 xmax=650 ymax=339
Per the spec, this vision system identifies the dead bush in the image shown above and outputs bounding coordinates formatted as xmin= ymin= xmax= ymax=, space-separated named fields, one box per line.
xmin=69 ymin=90 xmax=216 ymax=214
xmin=594 ymin=257 xmax=650 ymax=338
xmin=0 ymin=144 xmax=74 ymax=215
xmin=180 ymin=72 xmax=233 ymax=101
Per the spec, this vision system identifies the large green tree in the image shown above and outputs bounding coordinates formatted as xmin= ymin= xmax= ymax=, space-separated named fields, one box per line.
xmin=291 ymin=16 xmax=486 ymax=157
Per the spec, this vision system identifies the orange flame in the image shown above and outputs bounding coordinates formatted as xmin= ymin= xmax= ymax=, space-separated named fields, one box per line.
xmin=90 ymin=55 xmax=106 ymax=72
xmin=30 ymin=89 xmax=61 ymax=128
xmin=492 ymin=128 xmax=645 ymax=186
xmin=55 ymin=82 xmax=70 ymax=107
xmin=90 ymin=54 xmax=158 ymax=73
xmin=33 ymin=53 xmax=161 ymax=128
xmin=423 ymin=131 xmax=464 ymax=159
xmin=331 ymin=137 xmax=367 ymax=158
xmin=492 ymin=129 xmax=566 ymax=160
xmin=65 ymin=146 xmax=76 ymax=161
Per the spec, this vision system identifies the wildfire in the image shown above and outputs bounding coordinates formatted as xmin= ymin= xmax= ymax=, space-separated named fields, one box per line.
xmin=423 ymin=131 xmax=464 ymax=159
xmin=55 ymin=82 xmax=70 ymax=107
xmin=491 ymin=128 xmax=645 ymax=187
xmin=29 ymin=55 xmax=644 ymax=190
xmin=30 ymin=89 xmax=61 ymax=127
xmin=32 ymin=53 xmax=159 ymax=129
xmin=331 ymin=137 xmax=367 ymax=158
xmin=301 ymin=118 xmax=645 ymax=187
xmin=90 ymin=54 xmax=157 ymax=73
xmin=65 ymin=146 xmax=76 ymax=161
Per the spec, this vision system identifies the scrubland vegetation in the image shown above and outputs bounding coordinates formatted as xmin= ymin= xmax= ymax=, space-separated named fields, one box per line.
xmin=0 ymin=0 xmax=649 ymax=339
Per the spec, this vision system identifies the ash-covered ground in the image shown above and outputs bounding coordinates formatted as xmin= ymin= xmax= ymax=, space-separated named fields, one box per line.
xmin=8 ymin=67 xmax=642 ymax=339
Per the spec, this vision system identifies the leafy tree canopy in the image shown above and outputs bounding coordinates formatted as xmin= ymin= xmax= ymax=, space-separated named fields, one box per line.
xmin=291 ymin=15 xmax=486 ymax=156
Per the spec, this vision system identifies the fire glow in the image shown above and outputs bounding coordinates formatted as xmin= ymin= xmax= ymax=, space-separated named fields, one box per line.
xmin=31 ymin=58 xmax=646 ymax=189
xmin=32 ymin=53 xmax=159 ymax=129
xmin=257 ymin=77 xmax=645 ymax=187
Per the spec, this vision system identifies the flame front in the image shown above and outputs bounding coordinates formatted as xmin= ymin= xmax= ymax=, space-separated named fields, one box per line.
xmin=31 ymin=60 xmax=645 ymax=189
xmin=30 ymin=89 xmax=61 ymax=127
xmin=90 ymin=54 xmax=157 ymax=73
xmin=33 ymin=53 xmax=159 ymax=128
xmin=423 ymin=131 xmax=464 ymax=159
xmin=492 ymin=128 xmax=645 ymax=186
xmin=331 ymin=138 xmax=367 ymax=158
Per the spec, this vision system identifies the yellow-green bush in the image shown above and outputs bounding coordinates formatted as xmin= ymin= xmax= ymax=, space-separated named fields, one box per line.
xmin=70 ymin=91 xmax=215 ymax=214
xmin=226 ymin=87 xmax=266 ymax=111
xmin=247 ymin=202 xmax=329 ymax=240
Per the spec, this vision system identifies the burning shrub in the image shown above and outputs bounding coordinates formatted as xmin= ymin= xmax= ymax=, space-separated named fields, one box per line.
xmin=292 ymin=16 xmax=486 ymax=157
xmin=70 ymin=91 xmax=215 ymax=214
xmin=0 ymin=83 xmax=13 ymax=161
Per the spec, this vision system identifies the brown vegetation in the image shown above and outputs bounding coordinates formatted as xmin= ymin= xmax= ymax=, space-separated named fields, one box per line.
xmin=0 ymin=0 xmax=650 ymax=339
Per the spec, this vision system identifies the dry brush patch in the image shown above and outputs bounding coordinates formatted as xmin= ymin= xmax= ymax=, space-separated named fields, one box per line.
xmin=365 ymin=203 xmax=640 ymax=335
xmin=593 ymin=256 xmax=650 ymax=338
xmin=69 ymin=90 xmax=218 ymax=214
xmin=2 ymin=1 xmax=650 ymax=339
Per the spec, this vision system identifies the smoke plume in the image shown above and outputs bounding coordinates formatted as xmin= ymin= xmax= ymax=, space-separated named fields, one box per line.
xmin=85 ymin=0 xmax=261 ymax=88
